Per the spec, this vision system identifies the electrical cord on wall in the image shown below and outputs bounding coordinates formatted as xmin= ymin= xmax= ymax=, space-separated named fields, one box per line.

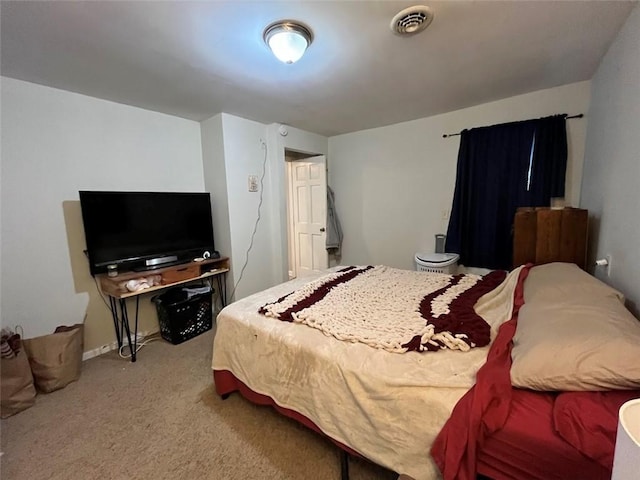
xmin=229 ymin=138 xmax=268 ymax=303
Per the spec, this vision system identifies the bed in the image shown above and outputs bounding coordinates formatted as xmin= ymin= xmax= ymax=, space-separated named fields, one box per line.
xmin=211 ymin=263 xmax=640 ymax=479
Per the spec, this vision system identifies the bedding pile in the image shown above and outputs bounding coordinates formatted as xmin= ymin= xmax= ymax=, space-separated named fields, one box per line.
xmin=431 ymin=263 xmax=640 ymax=480
xmin=259 ymin=265 xmax=506 ymax=353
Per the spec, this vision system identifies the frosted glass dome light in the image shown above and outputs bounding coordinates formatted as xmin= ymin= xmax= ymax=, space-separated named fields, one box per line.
xmin=263 ymin=21 xmax=313 ymax=64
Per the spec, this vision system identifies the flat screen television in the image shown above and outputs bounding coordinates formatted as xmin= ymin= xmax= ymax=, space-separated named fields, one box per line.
xmin=79 ymin=191 xmax=216 ymax=275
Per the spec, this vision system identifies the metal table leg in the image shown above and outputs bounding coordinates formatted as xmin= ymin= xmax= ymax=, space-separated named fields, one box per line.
xmin=340 ymin=450 xmax=349 ymax=480
xmin=119 ymin=298 xmax=134 ymax=362
xmin=133 ymin=296 xmax=139 ymax=356
xmin=107 ymin=296 xmax=140 ymax=363
xmin=109 ymin=296 xmax=122 ymax=349
xmin=216 ymin=272 xmax=227 ymax=307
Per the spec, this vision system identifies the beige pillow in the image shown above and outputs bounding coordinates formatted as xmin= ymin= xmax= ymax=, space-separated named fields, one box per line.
xmin=510 ymin=262 xmax=640 ymax=391
xmin=521 ymin=262 xmax=624 ymax=304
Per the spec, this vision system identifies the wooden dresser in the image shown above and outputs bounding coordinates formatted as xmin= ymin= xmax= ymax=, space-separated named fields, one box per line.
xmin=513 ymin=207 xmax=588 ymax=269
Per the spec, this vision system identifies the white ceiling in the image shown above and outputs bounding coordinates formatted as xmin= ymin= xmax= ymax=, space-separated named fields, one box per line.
xmin=1 ymin=1 xmax=636 ymax=136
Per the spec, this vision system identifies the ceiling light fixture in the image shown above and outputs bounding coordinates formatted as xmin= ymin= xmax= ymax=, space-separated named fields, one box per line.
xmin=263 ymin=20 xmax=313 ymax=64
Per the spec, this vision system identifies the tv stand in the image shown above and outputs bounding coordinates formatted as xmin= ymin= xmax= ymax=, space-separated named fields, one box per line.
xmin=97 ymin=257 xmax=230 ymax=362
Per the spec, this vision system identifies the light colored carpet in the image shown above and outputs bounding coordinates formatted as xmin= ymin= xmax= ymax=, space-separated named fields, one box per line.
xmin=1 ymin=327 xmax=397 ymax=480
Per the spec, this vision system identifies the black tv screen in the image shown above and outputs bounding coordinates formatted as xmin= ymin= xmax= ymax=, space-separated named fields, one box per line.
xmin=79 ymin=191 xmax=215 ymax=275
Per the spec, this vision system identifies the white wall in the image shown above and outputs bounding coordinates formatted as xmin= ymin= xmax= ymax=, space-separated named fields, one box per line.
xmin=580 ymin=5 xmax=640 ymax=316
xmin=1 ymin=77 xmax=204 ymax=352
xmin=1 ymin=78 xmax=325 ymax=353
xmin=328 ymin=81 xmax=591 ymax=270
xmin=201 ymin=114 xmax=233 ymax=288
xmin=200 ymin=114 xmax=328 ymax=301
xmin=219 ymin=114 xmax=272 ymax=300
xmin=266 ymin=123 xmax=329 ymax=284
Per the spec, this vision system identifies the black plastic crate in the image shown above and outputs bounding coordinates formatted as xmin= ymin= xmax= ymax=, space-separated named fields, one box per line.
xmin=152 ymin=286 xmax=213 ymax=345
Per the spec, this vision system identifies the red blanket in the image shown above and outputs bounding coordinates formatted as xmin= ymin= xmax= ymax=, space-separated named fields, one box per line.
xmin=430 ymin=265 xmax=530 ymax=479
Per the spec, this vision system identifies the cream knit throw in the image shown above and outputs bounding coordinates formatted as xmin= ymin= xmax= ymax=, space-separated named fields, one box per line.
xmin=260 ymin=265 xmax=499 ymax=353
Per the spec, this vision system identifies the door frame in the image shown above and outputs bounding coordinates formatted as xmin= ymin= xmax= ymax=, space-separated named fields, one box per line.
xmin=285 ymin=150 xmax=328 ymax=279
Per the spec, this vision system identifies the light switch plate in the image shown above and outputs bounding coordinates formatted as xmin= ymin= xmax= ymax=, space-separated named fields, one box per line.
xmin=248 ymin=175 xmax=258 ymax=192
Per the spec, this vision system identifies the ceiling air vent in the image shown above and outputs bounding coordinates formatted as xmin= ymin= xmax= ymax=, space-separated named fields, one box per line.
xmin=390 ymin=5 xmax=434 ymax=36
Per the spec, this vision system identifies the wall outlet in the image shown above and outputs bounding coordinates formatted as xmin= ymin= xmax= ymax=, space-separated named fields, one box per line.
xmin=82 ymin=331 xmax=150 ymax=361
xmin=125 ymin=332 xmax=146 ymax=345
xmin=98 ymin=344 xmax=111 ymax=355
xmin=248 ymin=175 xmax=259 ymax=192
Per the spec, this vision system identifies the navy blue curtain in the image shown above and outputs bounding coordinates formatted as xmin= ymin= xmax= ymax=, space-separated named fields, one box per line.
xmin=527 ymin=115 xmax=568 ymax=202
xmin=445 ymin=115 xmax=567 ymax=270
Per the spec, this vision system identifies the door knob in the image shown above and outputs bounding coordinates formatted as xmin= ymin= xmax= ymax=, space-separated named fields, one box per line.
xmin=320 ymin=227 xmax=325 ymax=232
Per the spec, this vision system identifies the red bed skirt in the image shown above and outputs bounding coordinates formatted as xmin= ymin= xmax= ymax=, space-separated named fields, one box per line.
xmin=213 ymin=369 xmax=365 ymax=460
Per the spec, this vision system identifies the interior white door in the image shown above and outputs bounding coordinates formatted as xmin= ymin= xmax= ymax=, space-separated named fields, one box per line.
xmin=290 ymin=156 xmax=328 ymax=278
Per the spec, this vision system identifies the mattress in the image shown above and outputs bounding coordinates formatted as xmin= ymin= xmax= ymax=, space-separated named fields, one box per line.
xmin=212 ymin=266 xmax=523 ymax=480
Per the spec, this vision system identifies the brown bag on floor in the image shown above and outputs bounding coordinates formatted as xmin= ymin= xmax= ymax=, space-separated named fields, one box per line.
xmin=23 ymin=324 xmax=84 ymax=393
xmin=1 ymin=345 xmax=37 ymax=418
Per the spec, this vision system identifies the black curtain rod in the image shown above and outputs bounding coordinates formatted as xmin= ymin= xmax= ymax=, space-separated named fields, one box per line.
xmin=442 ymin=113 xmax=584 ymax=138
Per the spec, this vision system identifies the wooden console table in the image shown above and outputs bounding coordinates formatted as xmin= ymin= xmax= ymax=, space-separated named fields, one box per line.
xmin=97 ymin=256 xmax=230 ymax=362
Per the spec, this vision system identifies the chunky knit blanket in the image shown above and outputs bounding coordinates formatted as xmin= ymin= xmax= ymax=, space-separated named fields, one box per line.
xmin=259 ymin=265 xmax=507 ymax=353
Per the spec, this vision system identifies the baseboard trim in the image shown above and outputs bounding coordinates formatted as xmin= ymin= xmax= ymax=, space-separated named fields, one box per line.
xmin=82 ymin=332 xmax=148 ymax=361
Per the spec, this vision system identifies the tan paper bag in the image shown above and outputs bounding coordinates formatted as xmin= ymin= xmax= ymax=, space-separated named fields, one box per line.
xmin=23 ymin=324 xmax=84 ymax=393
xmin=1 ymin=346 xmax=37 ymax=418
